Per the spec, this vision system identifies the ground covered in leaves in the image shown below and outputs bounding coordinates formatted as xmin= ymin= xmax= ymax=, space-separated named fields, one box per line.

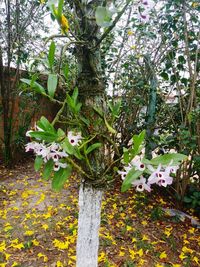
xmin=0 ymin=160 xmax=199 ymax=267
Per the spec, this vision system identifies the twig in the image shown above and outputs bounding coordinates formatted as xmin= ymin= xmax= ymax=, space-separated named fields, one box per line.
xmin=102 ymin=157 xmax=122 ymax=177
xmin=44 ymin=34 xmax=69 ymax=45
xmin=66 ymin=157 xmax=93 ymax=180
xmin=52 ymin=97 xmax=67 ymax=126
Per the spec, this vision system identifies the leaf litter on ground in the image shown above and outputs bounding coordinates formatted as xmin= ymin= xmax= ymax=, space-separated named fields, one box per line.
xmin=0 ymin=160 xmax=199 ymax=267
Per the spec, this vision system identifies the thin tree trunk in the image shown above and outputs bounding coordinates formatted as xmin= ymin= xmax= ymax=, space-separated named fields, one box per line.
xmin=76 ymin=183 xmax=103 ymax=267
xmin=144 ymin=56 xmax=157 ymax=159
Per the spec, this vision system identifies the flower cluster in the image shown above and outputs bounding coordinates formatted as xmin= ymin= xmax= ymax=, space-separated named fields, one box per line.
xmin=25 ymin=131 xmax=82 ymax=171
xmin=118 ymin=156 xmax=179 ymax=192
xmin=138 ymin=0 xmax=155 ymax=23
xmin=25 ymin=142 xmax=68 ymax=171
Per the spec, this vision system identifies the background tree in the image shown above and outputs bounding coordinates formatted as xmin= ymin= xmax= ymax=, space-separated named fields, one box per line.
xmin=102 ymin=0 xmax=200 ymax=200
xmin=0 ymin=0 xmax=48 ymax=165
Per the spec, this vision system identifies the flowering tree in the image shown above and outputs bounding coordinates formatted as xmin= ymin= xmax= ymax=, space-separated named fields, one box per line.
xmin=23 ymin=0 xmax=187 ymax=266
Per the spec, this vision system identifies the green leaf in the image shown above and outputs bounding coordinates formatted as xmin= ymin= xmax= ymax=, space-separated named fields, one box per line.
xmin=108 ymin=100 xmax=121 ymax=118
xmin=30 ymin=73 xmax=39 ymax=85
xmin=52 ymin=165 xmax=72 ymax=191
xmin=47 ymin=74 xmax=58 ymax=98
xmin=150 ymin=153 xmax=187 ymax=166
xmin=43 ymin=159 xmax=54 ymax=180
xmin=66 ymin=88 xmax=82 ymax=113
xmin=80 ymin=115 xmax=90 ymax=126
xmin=47 ymin=0 xmax=57 ymax=7
xmin=193 ymin=192 xmax=200 ymax=198
xmin=178 ymin=55 xmax=186 ymax=64
xmin=132 ymin=130 xmax=146 ymax=157
xmin=75 ymin=102 xmax=82 ymax=113
xmin=142 ymin=158 xmax=152 ymax=165
xmin=37 ymin=116 xmax=56 ymax=133
xmin=57 ymin=128 xmax=65 ymax=139
xmin=121 ymin=169 xmax=143 ymax=192
xmin=63 ymin=63 xmax=69 ymax=80
xmin=183 ymin=196 xmax=192 ymax=203
xmin=66 ymin=94 xmax=75 ymax=110
xmin=93 ymin=106 xmax=104 ymax=118
xmin=29 ymin=131 xmax=57 ymax=142
xmin=95 ymin=6 xmax=112 ymax=27
xmin=34 ymin=156 xmax=43 ymax=171
xmin=73 ymin=146 xmax=83 ymax=160
xmin=62 ymin=137 xmax=74 ymax=155
xmin=21 ymin=78 xmax=45 ymax=94
xmin=86 ymin=143 xmax=102 ymax=155
xmin=160 ymin=72 xmax=169 ymax=80
xmin=48 ymin=41 xmax=56 ymax=70
xmin=123 ymin=148 xmax=129 ymax=164
xmin=57 ymin=0 xmax=64 ymax=19
xmin=51 ymin=4 xmax=57 ymax=17
xmin=104 ymin=116 xmax=116 ymax=134
xmin=72 ymin=87 xmax=78 ymax=103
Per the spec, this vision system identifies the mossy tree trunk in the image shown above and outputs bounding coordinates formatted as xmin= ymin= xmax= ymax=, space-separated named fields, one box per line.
xmin=144 ymin=56 xmax=157 ymax=159
xmin=72 ymin=2 xmax=107 ymax=266
xmin=67 ymin=1 xmax=131 ymax=265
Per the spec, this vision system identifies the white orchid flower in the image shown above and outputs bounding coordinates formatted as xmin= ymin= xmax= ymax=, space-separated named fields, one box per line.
xmin=25 ymin=142 xmax=44 ymax=153
xmin=47 ymin=150 xmax=68 ymax=162
xmin=25 ymin=141 xmax=36 ymax=152
xmin=141 ymin=0 xmax=155 ymax=10
xmin=132 ymin=176 xmax=151 ymax=192
xmin=49 ymin=143 xmax=61 ymax=152
xmin=118 ymin=170 xmax=128 ymax=180
xmin=157 ymin=174 xmax=173 ymax=187
xmin=54 ymin=162 xmax=67 ymax=172
xmin=67 ymin=131 xmax=82 ymax=146
xmin=147 ymin=164 xmax=162 ymax=185
xmin=37 ymin=145 xmax=50 ymax=159
xmin=138 ymin=10 xmax=150 ymax=22
xmin=130 ymin=156 xmax=145 ymax=171
xmin=138 ymin=0 xmax=155 ymax=23
xmin=147 ymin=163 xmax=175 ymax=187
xmin=26 ymin=130 xmax=34 ymax=137
xmin=165 ymin=160 xmax=179 ymax=175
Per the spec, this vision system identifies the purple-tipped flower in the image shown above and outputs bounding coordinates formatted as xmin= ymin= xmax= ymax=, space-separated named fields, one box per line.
xmin=118 ymin=170 xmax=128 ymax=180
xmin=130 ymin=156 xmax=146 ymax=171
xmin=147 ymin=163 xmax=178 ymax=187
xmin=67 ymin=131 xmax=82 ymax=146
xmin=25 ymin=141 xmax=69 ymax=171
xmin=147 ymin=164 xmax=162 ymax=185
xmin=138 ymin=11 xmax=150 ymax=23
xmin=54 ymin=162 xmax=67 ymax=172
xmin=132 ymin=176 xmax=151 ymax=192
xmin=25 ymin=142 xmax=44 ymax=153
xmin=138 ymin=0 xmax=155 ymax=23
xmin=141 ymin=0 xmax=154 ymax=9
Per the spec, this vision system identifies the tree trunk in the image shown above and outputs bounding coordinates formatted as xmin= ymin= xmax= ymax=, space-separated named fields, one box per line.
xmin=72 ymin=2 xmax=111 ymax=266
xmin=0 ymin=47 xmax=12 ymax=165
xmin=76 ymin=183 xmax=103 ymax=267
